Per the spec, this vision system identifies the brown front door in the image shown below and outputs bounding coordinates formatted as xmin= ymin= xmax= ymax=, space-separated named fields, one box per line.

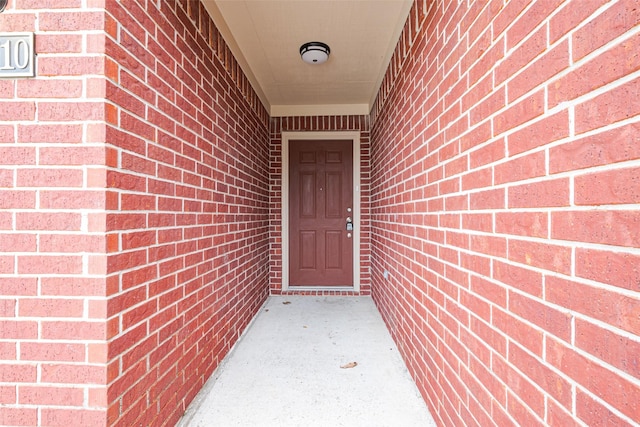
xmin=289 ymin=139 xmax=353 ymax=286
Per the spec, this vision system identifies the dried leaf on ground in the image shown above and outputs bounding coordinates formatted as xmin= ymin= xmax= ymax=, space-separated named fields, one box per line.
xmin=283 ymin=301 xmax=291 ymax=305
xmin=340 ymin=362 xmax=358 ymax=369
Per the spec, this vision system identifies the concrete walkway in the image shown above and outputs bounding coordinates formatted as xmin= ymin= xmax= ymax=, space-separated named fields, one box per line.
xmin=178 ymin=296 xmax=436 ymax=427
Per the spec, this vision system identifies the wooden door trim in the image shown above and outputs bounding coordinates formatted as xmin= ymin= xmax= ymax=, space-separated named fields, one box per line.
xmin=282 ymin=131 xmax=361 ymax=292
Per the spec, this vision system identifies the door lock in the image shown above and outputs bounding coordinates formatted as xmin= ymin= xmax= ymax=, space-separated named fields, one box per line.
xmin=346 ymin=216 xmax=354 ymax=231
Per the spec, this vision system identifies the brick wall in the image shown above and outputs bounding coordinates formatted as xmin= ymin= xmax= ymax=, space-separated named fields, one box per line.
xmin=370 ymin=0 xmax=640 ymax=426
xmin=1 ymin=0 xmax=270 ymax=425
xmin=104 ymin=1 xmax=270 ymax=425
xmin=0 ymin=1 xmax=109 ymax=425
xmin=3 ymin=0 xmax=639 ymax=425
xmin=269 ymin=115 xmax=371 ymax=295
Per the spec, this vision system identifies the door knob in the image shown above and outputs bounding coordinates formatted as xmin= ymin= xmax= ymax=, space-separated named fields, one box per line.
xmin=346 ymin=216 xmax=354 ymax=231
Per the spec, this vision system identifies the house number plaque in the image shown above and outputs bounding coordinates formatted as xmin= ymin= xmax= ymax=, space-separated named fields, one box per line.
xmin=0 ymin=33 xmax=35 ymax=78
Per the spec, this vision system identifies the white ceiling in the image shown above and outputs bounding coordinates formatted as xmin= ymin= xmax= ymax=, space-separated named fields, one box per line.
xmin=202 ymin=0 xmax=413 ymax=116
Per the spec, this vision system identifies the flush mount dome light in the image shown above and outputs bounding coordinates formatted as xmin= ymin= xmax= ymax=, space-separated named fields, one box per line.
xmin=300 ymin=41 xmax=330 ymax=64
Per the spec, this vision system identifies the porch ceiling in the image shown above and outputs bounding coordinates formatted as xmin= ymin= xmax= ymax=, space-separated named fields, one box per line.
xmin=202 ymin=0 xmax=412 ymax=117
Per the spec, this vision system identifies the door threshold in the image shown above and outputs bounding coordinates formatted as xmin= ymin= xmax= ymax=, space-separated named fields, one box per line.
xmin=286 ymin=286 xmax=356 ymax=292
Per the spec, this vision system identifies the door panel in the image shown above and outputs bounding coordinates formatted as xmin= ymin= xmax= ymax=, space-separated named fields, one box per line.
xmin=325 ymin=231 xmax=343 ymax=269
xmin=300 ymin=173 xmax=316 ymax=217
xmin=325 ymin=172 xmax=342 ymax=217
xmin=289 ymin=140 xmax=353 ymax=286
xmin=300 ymin=231 xmax=316 ymax=269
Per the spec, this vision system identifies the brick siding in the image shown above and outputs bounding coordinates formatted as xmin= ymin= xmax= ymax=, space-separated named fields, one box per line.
xmin=103 ymin=1 xmax=270 ymax=425
xmin=0 ymin=0 xmax=109 ymax=425
xmin=370 ymin=0 xmax=640 ymax=425
xmin=1 ymin=0 xmax=639 ymax=426
xmin=1 ymin=0 xmax=270 ymax=425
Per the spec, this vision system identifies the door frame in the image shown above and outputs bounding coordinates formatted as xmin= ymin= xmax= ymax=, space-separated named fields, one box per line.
xmin=282 ymin=131 xmax=361 ymax=292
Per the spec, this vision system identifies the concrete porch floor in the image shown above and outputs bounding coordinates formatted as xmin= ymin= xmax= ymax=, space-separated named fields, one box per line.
xmin=178 ymin=296 xmax=437 ymax=426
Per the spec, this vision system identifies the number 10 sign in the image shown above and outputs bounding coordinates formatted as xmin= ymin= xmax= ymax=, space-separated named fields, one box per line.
xmin=0 ymin=33 xmax=35 ymax=78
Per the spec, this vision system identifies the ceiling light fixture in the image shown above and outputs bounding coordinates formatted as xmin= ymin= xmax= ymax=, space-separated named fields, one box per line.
xmin=300 ymin=41 xmax=330 ymax=64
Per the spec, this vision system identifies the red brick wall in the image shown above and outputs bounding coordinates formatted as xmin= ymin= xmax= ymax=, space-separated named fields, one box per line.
xmin=103 ymin=1 xmax=270 ymax=425
xmin=269 ymin=115 xmax=371 ymax=295
xmin=0 ymin=1 xmax=109 ymax=425
xmin=1 ymin=0 xmax=270 ymax=425
xmin=370 ymin=0 xmax=640 ymax=426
